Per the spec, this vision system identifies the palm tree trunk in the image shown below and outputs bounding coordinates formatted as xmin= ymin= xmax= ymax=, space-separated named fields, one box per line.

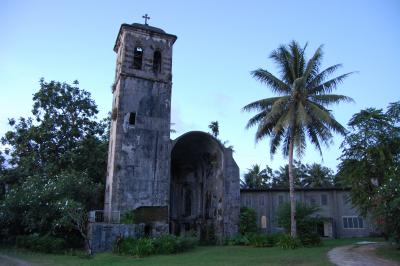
xmin=288 ymin=137 xmax=297 ymax=237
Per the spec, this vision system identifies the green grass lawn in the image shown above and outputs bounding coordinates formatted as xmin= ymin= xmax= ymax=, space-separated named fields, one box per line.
xmin=0 ymin=238 xmax=385 ymax=266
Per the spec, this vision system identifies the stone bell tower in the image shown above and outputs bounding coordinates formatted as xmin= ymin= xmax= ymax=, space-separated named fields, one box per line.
xmin=104 ymin=21 xmax=177 ymax=221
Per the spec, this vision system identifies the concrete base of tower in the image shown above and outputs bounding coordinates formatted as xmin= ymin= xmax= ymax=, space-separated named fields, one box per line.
xmin=88 ymin=222 xmax=168 ymax=253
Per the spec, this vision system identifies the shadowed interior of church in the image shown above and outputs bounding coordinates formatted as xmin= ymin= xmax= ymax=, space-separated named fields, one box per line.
xmin=170 ymin=132 xmax=225 ymax=240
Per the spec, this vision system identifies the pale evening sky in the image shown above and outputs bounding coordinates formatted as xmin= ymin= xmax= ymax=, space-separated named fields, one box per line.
xmin=0 ymin=0 xmax=399 ymax=176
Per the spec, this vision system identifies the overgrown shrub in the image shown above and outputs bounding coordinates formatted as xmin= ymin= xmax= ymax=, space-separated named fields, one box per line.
xmin=16 ymin=234 xmax=66 ymax=253
xmin=247 ymin=233 xmax=286 ymax=247
xmin=120 ymin=211 xmax=135 ymax=224
xmin=226 ymin=234 xmax=250 ymax=246
xmin=247 ymin=233 xmax=269 ymax=247
xmin=113 ymin=237 xmax=154 ymax=257
xmin=299 ymin=232 xmax=322 ymax=247
xmin=227 ymin=233 xmax=283 ymax=247
xmin=176 ymin=236 xmax=198 ymax=251
xmin=154 ymin=234 xmax=177 ymax=254
xmin=265 ymin=233 xmax=284 ymax=247
xmin=114 ymin=235 xmax=198 ymax=257
xmin=113 ymin=236 xmax=136 ymax=254
xmin=135 ymin=238 xmax=155 ymax=257
xmin=276 ymin=202 xmax=322 ymax=246
xmin=277 ymin=234 xmax=302 ymax=249
xmin=239 ymin=207 xmax=258 ymax=235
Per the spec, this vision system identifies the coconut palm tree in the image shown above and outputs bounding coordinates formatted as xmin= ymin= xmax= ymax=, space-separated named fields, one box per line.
xmin=241 ymin=164 xmax=272 ymax=189
xmin=243 ymin=41 xmax=354 ymax=237
xmin=208 ymin=121 xmax=219 ymax=138
xmin=303 ymin=163 xmax=334 ymax=188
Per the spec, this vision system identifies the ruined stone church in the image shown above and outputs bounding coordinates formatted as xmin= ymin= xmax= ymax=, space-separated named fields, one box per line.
xmin=96 ymin=21 xmax=240 ymax=248
xmin=89 ymin=21 xmax=375 ymax=252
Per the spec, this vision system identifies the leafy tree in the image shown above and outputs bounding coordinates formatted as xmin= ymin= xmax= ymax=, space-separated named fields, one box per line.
xmin=207 ymin=120 xmax=234 ymax=149
xmin=239 ymin=207 xmax=258 ymax=235
xmin=271 ymin=161 xmax=307 ymax=188
xmin=241 ymin=164 xmax=273 ymax=189
xmin=338 ymin=102 xmax=400 ymax=240
xmin=276 ymin=202 xmax=322 ymax=246
xmin=0 ymin=151 xmax=6 ymax=199
xmin=302 ymin=163 xmax=334 ymax=188
xmin=374 ymin=175 xmax=400 ymax=243
xmin=208 ymin=121 xmax=219 ymax=138
xmin=243 ymin=41 xmax=353 ymax=236
xmin=56 ymin=199 xmax=93 ymax=255
xmin=1 ymin=79 xmax=107 ymax=184
xmin=0 ymin=79 xmax=108 ymax=246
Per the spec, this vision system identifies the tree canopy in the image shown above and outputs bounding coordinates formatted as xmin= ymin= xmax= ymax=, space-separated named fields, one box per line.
xmin=241 ymin=162 xmax=336 ymax=189
xmin=338 ymin=101 xmax=400 ymax=241
xmin=0 ymin=79 xmax=108 ymax=247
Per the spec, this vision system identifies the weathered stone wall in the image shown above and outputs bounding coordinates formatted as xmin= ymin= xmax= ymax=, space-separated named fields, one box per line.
xmin=170 ymin=132 xmax=240 ymax=241
xmin=88 ymin=222 xmax=168 ymax=253
xmin=223 ymin=148 xmax=240 ymax=237
xmin=89 ymin=223 xmax=139 ymax=253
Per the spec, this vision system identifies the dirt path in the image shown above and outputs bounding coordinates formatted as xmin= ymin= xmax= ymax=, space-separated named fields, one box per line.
xmin=328 ymin=243 xmax=399 ymax=266
xmin=0 ymin=255 xmax=34 ymax=266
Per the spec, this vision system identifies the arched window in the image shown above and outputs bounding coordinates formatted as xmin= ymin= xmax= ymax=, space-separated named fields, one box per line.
xmin=133 ymin=47 xmax=143 ymax=70
xmin=153 ymin=51 xmax=162 ymax=73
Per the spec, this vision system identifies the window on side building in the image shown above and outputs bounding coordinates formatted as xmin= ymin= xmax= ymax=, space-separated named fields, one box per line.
xmin=278 ymin=195 xmax=284 ymax=205
xmin=342 ymin=216 xmax=364 ymax=229
xmin=321 ymin=194 xmax=328 ymax=205
xmin=259 ymin=195 xmax=265 ymax=206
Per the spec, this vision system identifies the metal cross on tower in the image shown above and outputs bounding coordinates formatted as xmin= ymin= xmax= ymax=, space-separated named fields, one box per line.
xmin=142 ymin=14 xmax=150 ymax=25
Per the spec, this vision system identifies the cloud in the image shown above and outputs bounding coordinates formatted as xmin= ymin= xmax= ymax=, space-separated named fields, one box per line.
xmin=205 ymin=91 xmax=233 ymax=118
xmin=170 ymin=102 xmax=200 ymax=138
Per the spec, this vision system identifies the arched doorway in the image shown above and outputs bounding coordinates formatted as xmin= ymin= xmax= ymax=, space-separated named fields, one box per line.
xmin=170 ymin=132 xmax=224 ymax=240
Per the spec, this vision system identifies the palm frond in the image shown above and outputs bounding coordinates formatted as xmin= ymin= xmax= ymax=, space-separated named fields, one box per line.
xmin=296 ymin=101 xmax=311 ymax=126
xmin=310 ymin=72 xmax=355 ymax=94
xmin=310 ymin=94 xmax=354 ymax=106
xmin=254 ymin=119 xmax=274 ymax=142
xmin=245 ymin=111 xmax=268 ymax=129
xmin=270 ymin=45 xmax=295 ymax=84
xmin=306 ymin=101 xmax=332 ymax=124
xmin=298 ymin=42 xmax=308 ymax=77
xmin=282 ymin=133 xmax=291 ymax=157
xmin=272 ymin=103 xmax=294 ymax=133
xmin=289 ymin=41 xmax=304 ymax=78
xmin=242 ymin=96 xmax=289 ymax=112
xmin=251 ymin=69 xmax=291 ymax=94
xmin=307 ymin=64 xmax=342 ymax=88
xmin=294 ymin=127 xmax=306 ymax=158
xmin=263 ymin=97 xmax=290 ymax=124
xmin=306 ymin=125 xmax=323 ymax=156
xmin=324 ymin=115 xmax=347 ymax=135
xmin=303 ymin=45 xmax=324 ymax=84
xmin=307 ymin=101 xmax=347 ymax=137
xmin=270 ymin=128 xmax=285 ymax=155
